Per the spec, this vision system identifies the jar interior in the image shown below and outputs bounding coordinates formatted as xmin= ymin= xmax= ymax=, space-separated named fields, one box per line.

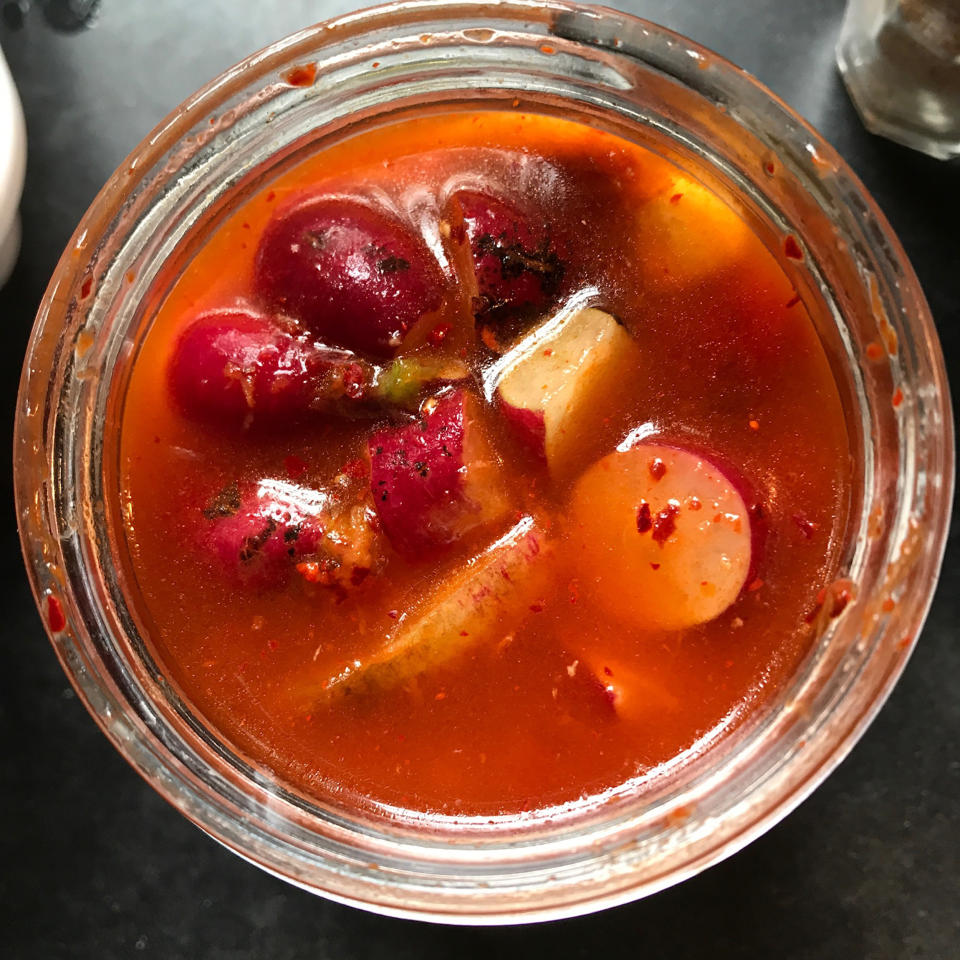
xmin=101 ymin=92 xmax=869 ymax=835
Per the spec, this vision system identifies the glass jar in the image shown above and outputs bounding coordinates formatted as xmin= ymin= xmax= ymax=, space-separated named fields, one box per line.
xmin=837 ymin=0 xmax=960 ymax=159
xmin=14 ymin=0 xmax=953 ymax=923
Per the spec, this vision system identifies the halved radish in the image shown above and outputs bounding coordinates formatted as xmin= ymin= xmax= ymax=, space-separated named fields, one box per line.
xmin=300 ymin=515 xmax=547 ymax=705
xmin=450 ymin=189 xmax=565 ymax=347
xmin=368 ymin=389 xmax=512 ymax=558
xmin=569 ymin=443 xmax=753 ymax=630
xmin=490 ymin=304 xmax=644 ymax=478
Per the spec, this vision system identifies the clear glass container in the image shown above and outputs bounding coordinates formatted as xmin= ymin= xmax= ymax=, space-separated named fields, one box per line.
xmin=14 ymin=0 xmax=953 ymax=923
xmin=837 ymin=0 xmax=960 ymax=159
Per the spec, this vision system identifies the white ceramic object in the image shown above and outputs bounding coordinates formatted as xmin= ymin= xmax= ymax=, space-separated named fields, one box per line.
xmin=0 ymin=47 xmax=26 ymax=287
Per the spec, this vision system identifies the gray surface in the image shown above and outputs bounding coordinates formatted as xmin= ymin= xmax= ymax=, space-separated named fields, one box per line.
xmin=1 ymin=1 xmax=958 ymax=957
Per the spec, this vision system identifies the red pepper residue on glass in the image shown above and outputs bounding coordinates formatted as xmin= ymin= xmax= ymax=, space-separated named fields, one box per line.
xmin=783 ymin=235 xmax=803 ymax=260
xmin=284 ymin=63 xmax=318 ymax=87
xmin=46 ymin=594 xmax=67 ymax=633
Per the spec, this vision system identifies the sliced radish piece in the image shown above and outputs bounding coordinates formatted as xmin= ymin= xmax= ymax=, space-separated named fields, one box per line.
xmin=300 ymin=516 xmax=547 ymax=705
xmin=451 ymin=189 xmax=565 ymax=347
xmin=368 ymin=389 xmax=511 ymax=558
xmin=490 ymin=304 xmax=644 ymax=478
xmin=569 ymin=443 xmax=753 ymax=630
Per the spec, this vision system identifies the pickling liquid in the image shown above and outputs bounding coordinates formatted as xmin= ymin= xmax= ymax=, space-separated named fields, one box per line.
xmin=117 ymin=110 xmax=851 ymax=819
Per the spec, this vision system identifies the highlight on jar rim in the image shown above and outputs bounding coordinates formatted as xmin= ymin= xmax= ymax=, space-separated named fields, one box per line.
xmin=14 ymin=1 xmax=952 ymax=923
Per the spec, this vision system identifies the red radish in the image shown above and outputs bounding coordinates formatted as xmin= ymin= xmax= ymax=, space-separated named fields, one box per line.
xmin=199 ymin=479 xmax=329 ymax=583
xmin=569 ymin=443 xmax=753 ymax=629
xmin=254 ymin=195 xmax=445 ymax=357
xmin=169 ymin=310 xmax=373 ymax=426
xmin=368 ymin=389 xmax=511 ymax=558
xmin=303 ymin=516 xmax=546 ymax=704
xmin=453 ymin=190 xmax=564 ymax=341
xmin=200 ymin=477 xmax=382 ymax=589
xmin=491 ymin=305 xmax=643 ymax=477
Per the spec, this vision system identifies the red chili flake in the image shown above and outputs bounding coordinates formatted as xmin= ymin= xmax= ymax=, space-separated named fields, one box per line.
xmin=540 ymin=43 xmax=556 ymax=54
xmin=785 ymin=294 xmax=801 ymax=308
xmin=687 ymin=497 xmax=702 ymax=511
xmin=284 ymin=454 xmax=308 ymax=478
xmin=804 ymin=582 xmax=854 ymax=623
xmin=792 ymin=513 xmax=819 ymax=539
xmin=603 ymin=665 xmax=613 ymax=677
xmin=511 ymin=98 xmax=520 ymax=108
xmin=783 ymin=235 xmax=803 ymax=260
xmin=529 ymin=602 xmax=544 ymax=613
xmin=427 ymin=322 xmax=452 ymax=347
xmin=648 ymin=457 xmax=666 ymax=481
xmin=748 ymin=419 xmax=760 ymax=431
xmin=371 ymin=61 xmax=380 ymax=68
xmin=46 ymin=594 xmax=66 ymax=633
xmin=387 ymin=609 xmax=399 ymax=620
xmin=897 ymin=635 xmax=912 ymax=651
xmin=339 ymin=457 xmax=368 ymax=481
xmin=267 ymin=638 xmax=279 ymax=652
xmin=669 ymin=193 xmax=683 ymax=205
xmin=650 ymin=562 xmax=661 ymax=571
xmin=892 ymin=387 xmax=904 ymax=408
xmin=265 ymin=190 xmax=276 ymax=203
xmin=636 ymin=500 xmax=652 ymax=533
xmin=284 ymin=62 xmax=317 ymax=87
xmin=125 ymin=270 xmax=136 ymax=284
xmin=459 ymin=630 xmax=469 ymax=637
xmin=763 ymin=159 xmax=776 ymax=176
xmin=881 ymin=597 xmax=896 ymax=613
xmin=342 ymin=362 xmax=367 ymax=399
xmin=831 ymin=588 xmax=853 ymax=617
xmin=542 ymin=348 xmax=554 ymax=357
xmin=747 ymin=578 xmax=765 ymax=592
xmin=479 ymin=326 xmax=501 ymax=352
xmin=296 ymin=561 xmax=321 ymax=583
xmin=79 ymin=277 xmax=93 ymax=299
xmin=652 ymin=503 xmax=680 ymax=545
xmin=665 ymin=804 xmax=692 ymax=826
xmin=865 ymin=341 xmax=884 ymax=361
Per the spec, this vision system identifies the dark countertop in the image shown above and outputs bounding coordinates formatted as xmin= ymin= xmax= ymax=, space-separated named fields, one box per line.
xmin=1 ymin=2 xmax=957 ymax=957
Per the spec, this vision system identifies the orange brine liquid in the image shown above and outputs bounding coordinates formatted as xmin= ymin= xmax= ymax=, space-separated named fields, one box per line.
xmin=118 ymin=110 xmax=850 ymax=818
